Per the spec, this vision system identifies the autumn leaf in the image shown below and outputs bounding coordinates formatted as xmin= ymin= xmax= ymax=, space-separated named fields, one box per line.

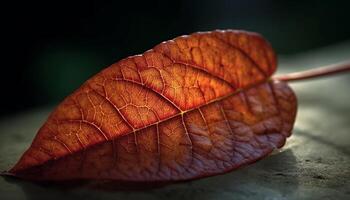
xmin=7 ymin=30 xmax=298 ymax=182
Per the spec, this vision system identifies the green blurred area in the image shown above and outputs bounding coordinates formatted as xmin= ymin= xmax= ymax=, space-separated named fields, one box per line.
xmin=30 ymin=46 xmax=104 ymax=101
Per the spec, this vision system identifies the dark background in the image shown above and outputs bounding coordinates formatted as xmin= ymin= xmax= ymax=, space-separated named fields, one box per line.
xmin=1 ymin=0 xmax=350 ymax=117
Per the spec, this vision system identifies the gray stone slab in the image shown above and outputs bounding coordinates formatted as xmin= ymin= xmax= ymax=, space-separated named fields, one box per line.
xmin=1 ymin=43 xmax=349 ymax=200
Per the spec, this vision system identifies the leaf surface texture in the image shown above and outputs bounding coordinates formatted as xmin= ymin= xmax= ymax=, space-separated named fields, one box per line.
xmin=10 ymin=30 xmax=297 ymax=182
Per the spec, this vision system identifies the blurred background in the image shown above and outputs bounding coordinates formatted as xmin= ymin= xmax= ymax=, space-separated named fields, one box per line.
xmin=1 ymin=0 xmax=350 ymax=117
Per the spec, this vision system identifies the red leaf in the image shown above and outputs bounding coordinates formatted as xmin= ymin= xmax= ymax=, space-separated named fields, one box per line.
xmin=9 ymin=30 xmax=297 ymax=182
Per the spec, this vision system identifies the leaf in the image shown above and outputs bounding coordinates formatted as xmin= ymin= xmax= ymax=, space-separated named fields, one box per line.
xmin=9 ymin=30 xmax=297 ymax=182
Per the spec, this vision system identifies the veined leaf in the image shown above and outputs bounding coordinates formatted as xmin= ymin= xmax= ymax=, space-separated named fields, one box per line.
xmin=9 ymin=30 xmax=297 ymax=182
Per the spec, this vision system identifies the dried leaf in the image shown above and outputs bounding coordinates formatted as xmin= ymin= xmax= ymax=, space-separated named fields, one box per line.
xmin=9 ymin=30 xmax=297 ymax=182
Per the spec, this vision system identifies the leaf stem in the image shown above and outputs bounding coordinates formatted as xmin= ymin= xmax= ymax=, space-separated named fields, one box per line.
xmin=273 ymin=61 xmax=350 ymax=82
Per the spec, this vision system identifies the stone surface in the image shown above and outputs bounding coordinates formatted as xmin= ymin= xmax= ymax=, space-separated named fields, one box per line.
xmin=1 ymin=42 xmax=349 ymax=200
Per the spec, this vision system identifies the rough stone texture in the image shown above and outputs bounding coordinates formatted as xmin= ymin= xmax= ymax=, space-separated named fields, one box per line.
xmin=0 ymin=42 xmax=349 ymax=199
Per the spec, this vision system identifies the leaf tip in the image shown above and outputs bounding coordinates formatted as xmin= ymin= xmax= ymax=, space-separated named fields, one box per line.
xmin=0 ymin=170 xmax=15 ymax=177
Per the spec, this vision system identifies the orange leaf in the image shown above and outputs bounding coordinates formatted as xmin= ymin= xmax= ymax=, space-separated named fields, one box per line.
xmin=9 ymin=30 xmax=297 ymax=182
